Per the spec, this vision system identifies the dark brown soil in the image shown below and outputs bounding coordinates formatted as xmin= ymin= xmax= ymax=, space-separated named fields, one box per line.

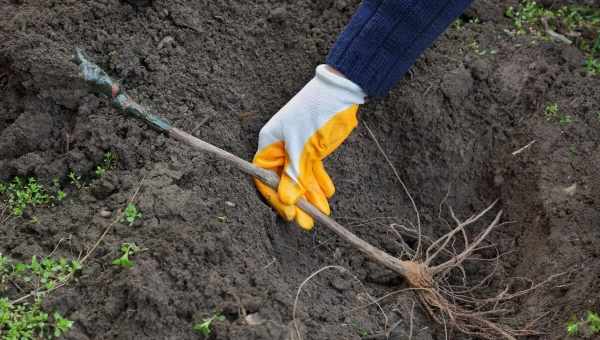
xmin=1 ymin=0 xmax=599 ymax=339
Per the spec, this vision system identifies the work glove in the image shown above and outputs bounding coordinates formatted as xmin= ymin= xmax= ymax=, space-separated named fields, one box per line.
xmin=253 ymin=65 xmax=366 ymax=230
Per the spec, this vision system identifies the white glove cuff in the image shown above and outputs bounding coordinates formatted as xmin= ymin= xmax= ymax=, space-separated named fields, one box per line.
xmin=315 ymin=65 xmax=366 ymax=104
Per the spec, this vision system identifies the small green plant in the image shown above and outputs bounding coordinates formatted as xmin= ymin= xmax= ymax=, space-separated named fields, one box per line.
xmin=193 ymin=313 xmax=225 ymax=336
xmin=56 ymin=190 xmax=66 ymax=201
xmin=0 ymin=177 xmax=52 ymax=217
xmin=122 ymin=202 xmax=142 ymax=225
xmin=11 ymin=256 xmax=82 ymax=291
xmin=567 ymin=320 xmax=579 ymax=336
xmin=95 ymin=151 xmax=116 ymax=178
xmin=565 ymin=311 xmax=600 ymax=336
xmin=544 ymin=102 xmax=559 ymax=119
xmin=50 ymin=178 xmax=66 ymax=202
xmin=588 ymin=311 xmax=600 ymax=333
xmin=94 ymin=166 xmax=106 ymax=178
xmin=0 ymin=297 xmax=73 ymax=340
xmin=0 ymin=255 xmax=79 ymax=339
xmin=584 ymin=56 xmax=600 ymax=75
xmin=544 ymin=103 xmax=573 ymax=126
xmin=505 ymin=1 xmax=552 ymax=35
xmin=112 ymin=243 xmax=140 ymax=268
xmin=67 ymin=171 xmax=82 ymax=189
xmin=350 ymin=321 xmax=370 ymax=337
xmin=53 ymin=312 xmax=74 ymax=337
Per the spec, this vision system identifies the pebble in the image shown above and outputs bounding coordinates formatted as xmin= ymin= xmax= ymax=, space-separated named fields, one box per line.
xmin=245 ymin=313 xmax=265 ymax=326
xmin=99 ymin=209 xmax=112 ymax=218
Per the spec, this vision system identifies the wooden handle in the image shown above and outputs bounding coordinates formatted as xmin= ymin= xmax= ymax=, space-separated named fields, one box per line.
xmin=168 ymin=127 xmax=410 ymax=276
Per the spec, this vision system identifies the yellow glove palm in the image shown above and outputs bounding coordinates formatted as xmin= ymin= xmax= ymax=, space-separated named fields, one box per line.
xmin=253 ymin=65 xmax=366 ymax=230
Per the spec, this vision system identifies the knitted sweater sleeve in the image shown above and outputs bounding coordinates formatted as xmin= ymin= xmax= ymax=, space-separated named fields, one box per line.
xmin=326 ymin=0 xmax=473 ymax=97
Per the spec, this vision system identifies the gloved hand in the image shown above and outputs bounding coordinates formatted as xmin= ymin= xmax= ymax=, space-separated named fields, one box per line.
xmin=253 ymin=65 xmax=366 ymax=230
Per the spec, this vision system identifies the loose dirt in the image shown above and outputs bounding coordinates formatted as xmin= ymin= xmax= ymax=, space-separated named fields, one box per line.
xmin=1 ymin=0 xmax=599 ymax=339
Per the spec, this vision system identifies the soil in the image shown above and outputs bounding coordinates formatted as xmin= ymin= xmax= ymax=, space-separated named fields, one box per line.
xmin=1 ymin=0 xmax=599 ymax=339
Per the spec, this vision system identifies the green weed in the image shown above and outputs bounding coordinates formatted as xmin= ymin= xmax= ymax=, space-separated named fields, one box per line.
xmin=584 ymin=56 xmax=600 ymax=75
xmin=544 ymin=103 xmax=573 ymax=126
xmin=51 ymin=178 xmax=66 ymax=202
xmin=350 ymin=321 xmax=370 ymax=337
xmin=565 ymin=310 xmax=600 ymax=336
xmin=10 ymin=256 xmax=82 ymax=291
xmin=505 ymin=1 xmax=552 ymax=35
xmin=123 ymin=203 xmax=142 ymax=225
xmin=588 ymin=311 xmax=600 ymax=333
xmin=52 ymin=312 xmax=73 ymax=337
xmin=506 ymin=2 xmax=600 ymax=74
xmin=95 ymin=151 xmax=116 ymax=178
xmin=112 ymin=242 xmax=140 ymax=268
xmin=567 ymin=320 xmax=579 ymax=336
xmin=0 ymin=177 xmax=52 ymax=217
xmin=193 ymin=313 xmax=225 ymax=336
xmin=0 ymin=255 xmax=80 ymax=339
xmin=67 ymin=171 xmax=82 ymax=190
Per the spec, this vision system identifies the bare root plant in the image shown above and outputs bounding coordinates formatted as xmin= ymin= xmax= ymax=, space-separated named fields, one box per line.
xmin=359 ymin=122 xmax=561 ymax=339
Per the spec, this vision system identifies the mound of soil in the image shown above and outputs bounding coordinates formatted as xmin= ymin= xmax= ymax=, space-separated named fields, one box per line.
xmin=1 ymin=0 xmax=599 ymax=339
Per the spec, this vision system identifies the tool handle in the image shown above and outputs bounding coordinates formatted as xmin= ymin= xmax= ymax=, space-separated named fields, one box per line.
xmin=74 ymin=48 xmax=410 ymax=277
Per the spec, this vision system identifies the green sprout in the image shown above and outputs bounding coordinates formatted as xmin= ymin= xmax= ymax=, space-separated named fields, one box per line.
xmin=122 ymin=203 xmax=142 ymax=225
xmin=350 ymin=321 xmax=370 ymax=337
xmin=51 ymin=178 xmax=66 ymax=202
xmin=56 ymin=190 xmax=66 ymax=201
xmin=565 ymin=311 xmax=600 ymax=336
xmin=67 ymin=171 xmax=82 ymax=190
xmin=544 ymin=103 xmax=573 ymax=126
xmin=95 ymin=151 xmax=116 ymax=178
xmin=544 ymin=103 xmax=559 ymax=119
xmin=587 ymin=311 xmax=600 ymax=333
xmin=53 ymin=312 xmax=74 ymax=337
xmin=584 ymin=56 xmax=600 ymax=75
xmin=193 ymin=313 xmax=225 ymax=336
xmin=94 ymin=167 xmax=106 ymax=178
xmin=112 ymin=243 xmax=140 ymax=268
xmin=567 ymin=320 xmax=579 ymax=336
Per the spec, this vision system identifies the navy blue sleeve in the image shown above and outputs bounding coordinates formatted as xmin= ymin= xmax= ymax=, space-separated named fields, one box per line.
xmin=326 ymin=0 xmax=473 ymax=97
